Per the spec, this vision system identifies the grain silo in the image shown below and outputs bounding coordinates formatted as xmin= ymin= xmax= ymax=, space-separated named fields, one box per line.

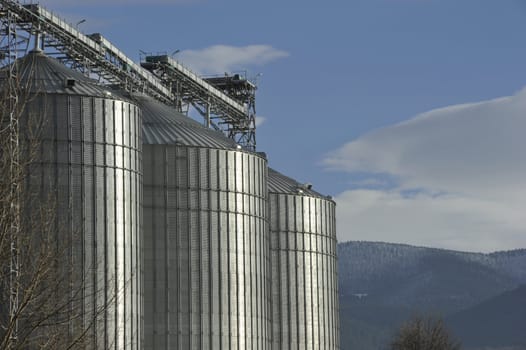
xmin=268 ymin=168 xmax=339 ymax=350
xmin=137 ymin=94 xmax=271 ymax=350
xmin=1 ymin=50 xmax=142 ymax=349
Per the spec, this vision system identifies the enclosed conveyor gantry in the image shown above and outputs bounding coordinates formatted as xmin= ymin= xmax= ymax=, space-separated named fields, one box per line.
xmin=0 ymin=0 xmax=257 ymax=150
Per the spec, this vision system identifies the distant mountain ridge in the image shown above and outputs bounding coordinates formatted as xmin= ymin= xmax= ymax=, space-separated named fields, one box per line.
xmin=447 ymin=285 xmax=526 ymax=349
xmin=338 ymin=241 xmax=526 ymax=350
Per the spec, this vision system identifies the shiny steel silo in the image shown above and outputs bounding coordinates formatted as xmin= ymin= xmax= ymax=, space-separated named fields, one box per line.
xmin=3 ymin=51 xmax=142 ymax=349
xmin=138 ymin=94 xmax=270 ymax=350
xmin=268 ymin=168 xmax=339 ymax=350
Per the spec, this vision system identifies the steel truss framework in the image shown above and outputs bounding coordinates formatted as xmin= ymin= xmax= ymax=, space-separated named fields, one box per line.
xmin=0 ymin=0 xmax=257 ymax=150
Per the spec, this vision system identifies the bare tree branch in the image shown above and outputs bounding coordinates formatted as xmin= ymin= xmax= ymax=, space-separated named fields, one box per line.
xmin=391 ymin=315 xmax=462 ymax=350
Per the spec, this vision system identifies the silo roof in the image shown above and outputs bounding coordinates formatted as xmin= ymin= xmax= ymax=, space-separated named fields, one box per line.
xmin=0 ymin=50 xmax=117 ymax=98
xmin=136 ymin=94 xmax=241 ymax=149
xmin=268 ymin=167 xmax=332 ymax=200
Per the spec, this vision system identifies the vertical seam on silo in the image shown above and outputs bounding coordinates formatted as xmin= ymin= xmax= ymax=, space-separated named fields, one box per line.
xmin=186 ymin=147 xmax=192 ymax=350
xmin=305 ymin=197 xmax=310 ymax=350
xmin=127 ymin=104 xmax=132 ymax=349
xmin=90 ymin=97 xmax=98 ymax=349
xmin=242 ymin=153 xmax=247 ymax=349
xmin=291 ymin=193 xmax=296 ymax=350
xmin=314 ymin=198 xmax=323 ymax=350
xmin=317 ymin=199 xmax=322 ymax=349
xmin=138 ymin=108 xmax=142 ymax=350
xmin=309 ymin=199 xmax=314 ymax=350
xmin=150 ymin=145 xmax=157 ymax=349
xmin=277 ymin=193 xmax=282 ymax=350
xmin=131 ymin=105 xmax=136 ymax=350
xmin=295 ymin=195 xmax=300 ymax=350
xmin=120 ymin=101 xmax=127 ymax=350
xmin=335 ymin=205 xmax=339 ymax=350
xmin=215 ymin=150 xmax=222 ymax=350
xmin=330 ymin=202 xmax=336 ymax=348
xmin=207 ymin=148 xmax=213 ymax=350
xmin=139 ymin=108 xmax=143 ymax=350
xmin=52 ymin=95 xmax=59 ymax=341
xmin=67 ymin=95 xmax=74 ymax=342
xmin=255 ymin=158 xmax=259 ymax=350
xmin=255 ymin=156 xmax=259 ymax=350
xmin=246 ymin=155 xmax=252 ymax=349
xmin=334 ymin=204 xmax=340 ymax=350
xmin=304 ymin=196 xmax=309 ymax=349
xmin=311 ymin=201 xmax=316 ymax=350
xmin=113 ymin=99 xmax=119 ymax=350
xmin=329 ymin=204 xmax=333 ymax=349
xmin=234 ymin=152 xmax=240 ymax=350
xmin=187 ymin=147 xmax=193 ymax=347
xmin=114 ymin=100 xmax=119 ymax=349
xmin=332 ymin=202 xmax=336 ymax=349
xmin=325 ymin=201 xmax=328 ymax=350
xmin=102 ymin=98 xmax=108 ymax=350
xmin=175 ymin=146 xmax=180 ymax=349
xmin=284 ymin=194 xmax=290 ymax=350
xmin=126 ymin=104 xmax=132 ymax=350
xmin=259 ymin=161 xmax=262 ymax=350
xmin=311 ymin=199 xmax=315 ymax=350
xmin=226 ymin=151 xmax=232 ymax=349
xmin=274 ymin=194 xmax=283 ymax=349
xmin=164 ymin=143 xmax=169 ymax=350
xmin=236 ymin=152 xmax=241 ymax=349
xmin=197 ymin=148 xmax=203 ymax=350
xmin=80 ymin=96 xmax=87 ymax=337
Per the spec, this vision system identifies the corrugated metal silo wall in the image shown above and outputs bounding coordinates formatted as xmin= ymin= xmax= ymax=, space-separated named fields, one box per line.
xmin=143 ymin=145 xmax=271 ymax=349
xmin=24 ymin=94 xmax=142 ymax=349
xmin=269 ymin=191 xmax=339 ymax=350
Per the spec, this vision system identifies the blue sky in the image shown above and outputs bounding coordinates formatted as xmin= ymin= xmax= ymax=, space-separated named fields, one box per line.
xmin=39 ymin=0 xmax=526 ymax=252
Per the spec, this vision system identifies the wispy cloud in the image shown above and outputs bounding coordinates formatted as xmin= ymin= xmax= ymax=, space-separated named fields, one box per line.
xmin=177 ymin=45 xmax=289 ymax=75
xmin=325 ymin=88 xmax=526 ymax=252
xmin=255 ymin=116 xmax=267 ymax=128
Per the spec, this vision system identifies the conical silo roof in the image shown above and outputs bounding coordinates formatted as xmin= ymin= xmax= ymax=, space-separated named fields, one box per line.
xmin=0 ymin=50 xmax=115 ymax=97
xmin=135 ymin=93 xmax=240 ymax=149
xmin=268 ymin=167 xmax=331 ymax=199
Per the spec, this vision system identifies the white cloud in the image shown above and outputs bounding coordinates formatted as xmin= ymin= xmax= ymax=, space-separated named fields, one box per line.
xmin=326 ymin=88 xmax=526 ymax=252
xmin=177 ymin=45 xmax=289 ymax=75
xmin=255 ymin=116 xmax=267 ymax=128
xmin=336 ymin=189 xmax=525 ymax=252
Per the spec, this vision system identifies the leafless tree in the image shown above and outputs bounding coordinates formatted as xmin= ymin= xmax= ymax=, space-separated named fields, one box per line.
xmin=0 ymin=62 xmax=115 ymax=350
xmin=391 ymin=315 xmax=462 ymax=350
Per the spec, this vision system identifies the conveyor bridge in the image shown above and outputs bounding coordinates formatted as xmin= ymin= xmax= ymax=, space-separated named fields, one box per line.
xmin=0 ymin=0 xmax=257 ymax=150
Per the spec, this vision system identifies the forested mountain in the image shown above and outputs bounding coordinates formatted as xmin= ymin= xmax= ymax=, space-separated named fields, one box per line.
xmin=338 ymin=241 xmax=526 ymax=350
xmin=447 ymin=285 xmax=526 ymax=349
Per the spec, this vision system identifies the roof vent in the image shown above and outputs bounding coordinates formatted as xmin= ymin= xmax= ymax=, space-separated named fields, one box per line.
xmin=64 ymin=78 xmax=76 ymax=88
xmin=303 ymin=183 xmax=313 ymax=190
